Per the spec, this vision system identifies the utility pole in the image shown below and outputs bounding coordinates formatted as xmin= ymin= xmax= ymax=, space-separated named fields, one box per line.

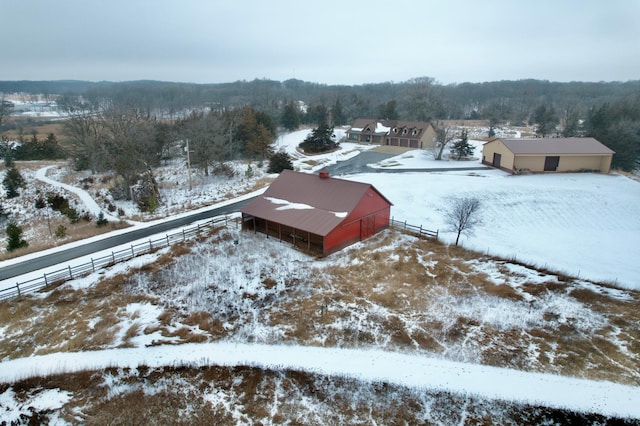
xmin=185 ymin=139 xmax=193 ymax=191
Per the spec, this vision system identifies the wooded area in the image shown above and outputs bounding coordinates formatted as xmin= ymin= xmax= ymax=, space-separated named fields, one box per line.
xmin=1 ymin=77 xmax=639 ymax=173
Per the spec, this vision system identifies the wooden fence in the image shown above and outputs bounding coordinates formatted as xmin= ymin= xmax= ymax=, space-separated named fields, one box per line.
xmin=1 ymin=215 xmax=436 ymax=301
xmin=390 ymin=218 xmax=439 ymax=240
xmin=0 ymin=216 xmax=232 ymax=301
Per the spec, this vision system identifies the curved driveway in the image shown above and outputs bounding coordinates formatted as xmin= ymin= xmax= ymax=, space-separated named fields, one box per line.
xmin=325 ymin=151 xmax=489 ymax=176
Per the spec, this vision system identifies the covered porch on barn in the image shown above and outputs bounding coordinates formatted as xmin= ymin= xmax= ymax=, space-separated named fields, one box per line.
xmin=242 ymin=215 xmax=325 ymax=254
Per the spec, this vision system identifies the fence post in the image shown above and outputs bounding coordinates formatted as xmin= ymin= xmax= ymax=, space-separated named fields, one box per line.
xmin=44 ymin=273 xmax=48 ymax=286
xmin=149 ymin=239 xmax=153 ymax=251
xmin=183 ymin=229 xmax=186 ymax=241
xmin=436 ymin=229 xmax=439 ymax=240
xmin=419 ymin=224 xmax=423 ymax=235
xmin=131 ymin=245 xmax=135 ymax=258
xmin=404 ymin=220 xmax=407 ymax=229
xmin=16 ymin=284 xmax=20 ymax=297
xmin=68 ymin=265 xmax=73 ymax=279
xmin=91 ymin=258 xmax=95 ymax=272
xmin=112 ymin=251 xmax=116 ymax=264
xmin=166 ymin=234 xmax=170 ymax=246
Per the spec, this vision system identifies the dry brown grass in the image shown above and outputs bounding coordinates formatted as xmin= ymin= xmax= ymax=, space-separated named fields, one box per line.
xmin=5 ymin=365 xmax=629 ymax=425
xmin=3 ymin=121 xmax=68 ymax=144
xmin=0 ymin=218 xmax=130 ymax=261
xmin=1 ymin=226 xmax=638 ymax=403
xmin=0 ymin=273 xmax=158 ymax=360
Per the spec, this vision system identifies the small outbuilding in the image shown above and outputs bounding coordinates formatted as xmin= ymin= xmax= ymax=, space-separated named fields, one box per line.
xmin=241 ymin=170 xmax=392 ymax=256
xmin=482 ymin=137 xmax=615 ymax=174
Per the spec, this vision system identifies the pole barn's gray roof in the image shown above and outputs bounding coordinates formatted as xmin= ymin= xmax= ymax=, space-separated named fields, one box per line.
xmin=241 ymin=170 xmax=392 ymax=236
xmin=496 ymin=138 xmax=615 ymax=155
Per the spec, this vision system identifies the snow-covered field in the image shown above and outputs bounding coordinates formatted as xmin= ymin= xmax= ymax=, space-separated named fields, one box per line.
xmin=1 ymin=127 xmax=639 ymax=423
xmin=279 ymin=128 xmax=640 ymax=289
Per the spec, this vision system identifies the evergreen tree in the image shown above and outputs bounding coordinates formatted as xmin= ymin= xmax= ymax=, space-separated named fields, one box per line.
xmin=586 ymin=101 xmax=640 ymax=171
xmin=533 ymin=105 xmax=559 ymax=137
xmin=450 ymin=130 xmax=474 ymax=160
xmin=6 ymin=222 xmax=28 ymax=252
xmin=3 ymin=155 xmax=25 ymax=198
xmin=305 ymin=104 xmax=329 ymax=126
xmin=299 ymin=122 xmax=338 ymax=153
xmin=281 ymin=101 xmax=301 ymax=131
xmin=332 ymin=97 xmax=346 ymax=126
xmin=267 ymin=151 xmax=294 ymax=173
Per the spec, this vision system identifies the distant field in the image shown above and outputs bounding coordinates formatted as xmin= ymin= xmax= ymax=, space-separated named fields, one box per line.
xmin=2 ymin=117 xmax=68 ymax=144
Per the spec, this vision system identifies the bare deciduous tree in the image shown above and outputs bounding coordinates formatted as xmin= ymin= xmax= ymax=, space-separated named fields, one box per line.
xmin=444 ymin=197 xmax=482 ymax=246
xmin=59 ymin=96 xmax=104 ymax=172
xmin=0 ymin=93 xmax=14 ymax=129
xmin=100 ymin=103 xmax=160 ymax=199
xmin=433 ymin=124 xmax=456 ymax=160
xmin=183 ymin=112 xmax=227 ymax=176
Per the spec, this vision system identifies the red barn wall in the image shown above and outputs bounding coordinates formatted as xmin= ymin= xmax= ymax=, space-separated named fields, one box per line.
xmin=324 ymin=188 xmax=391 ymax=255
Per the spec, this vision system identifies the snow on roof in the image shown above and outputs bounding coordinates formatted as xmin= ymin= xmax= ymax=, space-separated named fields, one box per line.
xmin=241 ymin=170 xmax=391 ymax=236
xmin=375 ymin=122 xmax=391 ymax=133
xmin=265 ymin=196 xmax=315 ymax=211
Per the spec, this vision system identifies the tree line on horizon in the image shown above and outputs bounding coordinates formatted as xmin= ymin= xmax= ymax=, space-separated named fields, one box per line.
xmin=1 ymin=77 xmax=639 ymax=171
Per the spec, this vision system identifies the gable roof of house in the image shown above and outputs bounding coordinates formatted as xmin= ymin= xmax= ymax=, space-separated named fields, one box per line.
xmin=241 ymin=170 xmax=392 ymax=236
xmin=349 ymin=119 xmax=433 ymax=138
xmin=491 ymin=138 xmax=615 ymax=155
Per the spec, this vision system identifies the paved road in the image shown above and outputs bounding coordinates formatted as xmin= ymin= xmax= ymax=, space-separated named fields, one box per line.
xmin=325 ymin=151 xmax=490 ymax=176
xmin=0 ymin=197 xmax=255 ymax=281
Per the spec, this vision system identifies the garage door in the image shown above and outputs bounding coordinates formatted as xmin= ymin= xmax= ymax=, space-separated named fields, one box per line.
xmin=544 ymin=156 xmax=560 ymax=171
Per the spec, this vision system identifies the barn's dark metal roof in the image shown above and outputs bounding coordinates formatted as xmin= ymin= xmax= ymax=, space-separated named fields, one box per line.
xmin=241 ymin=170 xmax=392 ymax=236
xmin=493 ymin=138 xmax=615 ymax=155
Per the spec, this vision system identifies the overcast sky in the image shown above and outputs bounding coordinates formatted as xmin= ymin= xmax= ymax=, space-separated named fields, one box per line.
xmin=2 ymin=0 xmax=639 ymax=85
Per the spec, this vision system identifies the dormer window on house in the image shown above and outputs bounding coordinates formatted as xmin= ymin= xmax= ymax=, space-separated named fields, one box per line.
xmin=412 ymin=129 xmax=418 ymax=136
xmin=392 ymin=127 xmax=398 ymax=134
xmin=402 ymin=128 xmax=407 ymax=135
xmin=364 ymin=126 xmax=371 ymax=132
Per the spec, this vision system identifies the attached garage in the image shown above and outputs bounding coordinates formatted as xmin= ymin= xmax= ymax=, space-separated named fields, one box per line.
xmin=241 ymin=170 xmax=392 ymax=256
xmin=482 ymin=138 xmax=615 ymax=174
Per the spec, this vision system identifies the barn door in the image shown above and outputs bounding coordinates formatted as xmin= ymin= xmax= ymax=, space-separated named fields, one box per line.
xmin=544 ymin=156 xmax=560 ymax=171
xmin=360 ymin=216 xmax=375 ymax=240
xmin=492 ymin=153 xmax=502 ymax=168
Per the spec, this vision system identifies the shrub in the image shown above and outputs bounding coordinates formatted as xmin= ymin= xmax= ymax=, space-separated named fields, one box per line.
xmin=211 ymin=162 xmax=235 ymax=178
xmin=47 ymin=193 xmax=80 ymax=223
xmin=96 ymin=212 xmax=109 ymax=227
xmin=55 ymin=224 xmax=67 ymax=238
xmin=35 ymin=194 xmax=46 ymax=209
xmin=268 ymin=151 xmax=294 ymax=174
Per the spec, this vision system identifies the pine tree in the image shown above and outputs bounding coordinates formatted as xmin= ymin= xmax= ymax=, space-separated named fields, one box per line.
xmin=281 ymin=101 xmax=301 ymax=131
xmin=268 ymin=151 xmax=294 ymax=174
xmin=299 ymin=122 xmax=337 ymax=153
xmin=6 ymin=222 xmax=28 ymax=252
xmin=450 ymin=130 xmax=474 ymax=160
xmin=3 ymin=155 xmax=25 ymax=198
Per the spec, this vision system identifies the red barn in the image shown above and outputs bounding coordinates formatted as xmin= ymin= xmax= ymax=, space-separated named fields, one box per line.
xmin=241 ymin=170 xmax=392 ymax=256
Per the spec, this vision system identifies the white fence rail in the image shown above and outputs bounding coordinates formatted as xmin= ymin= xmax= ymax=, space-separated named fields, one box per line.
xmin=1 ymin=215 xmax=435 ymax=301
xmin=0 ymin=216 xmax=231 ymax=301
